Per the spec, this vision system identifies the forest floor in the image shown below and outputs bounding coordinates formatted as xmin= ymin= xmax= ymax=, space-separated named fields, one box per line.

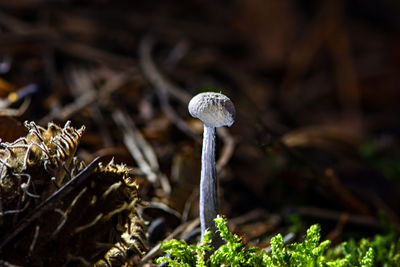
xmin=0 ymin=0 xmax=400 ymax=266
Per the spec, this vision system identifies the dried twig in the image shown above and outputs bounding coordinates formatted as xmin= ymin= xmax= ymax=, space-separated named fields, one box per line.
xmin=137 ymin=218 xmax=200 ymax=266
xmin=67 ymin=67 xmax=114 ymax=146
xmin=28 ymin=225 xmax=40 ymax=257
xmin=40 ymin=69 xmax=133 ymax=123
xmin=138 ymin=35 xmax=199 ymax=142
xmin=0 ymin=98 xmax=31 ymax=117
xmin=51 ymin=187 xmax=88 ymax=237
xmin=112 ymin=109 xmax=171 ymax=195
xmin=216 ymin=127 xmax=236 ymax=172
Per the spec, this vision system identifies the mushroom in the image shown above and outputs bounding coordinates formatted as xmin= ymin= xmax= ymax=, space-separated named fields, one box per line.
xmin=188 ymin=92 xmax=235 ymax=246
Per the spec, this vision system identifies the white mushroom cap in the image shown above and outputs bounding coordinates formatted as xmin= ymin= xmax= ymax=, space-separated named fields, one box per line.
xmin=188 ymin=92 xmax=235 ymax=127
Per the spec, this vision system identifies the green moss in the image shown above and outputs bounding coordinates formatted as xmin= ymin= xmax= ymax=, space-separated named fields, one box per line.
xmin=156 ymin=215 xmax=399 ymax=266
xmin=326 ymin=232 xmax=400 ymax=267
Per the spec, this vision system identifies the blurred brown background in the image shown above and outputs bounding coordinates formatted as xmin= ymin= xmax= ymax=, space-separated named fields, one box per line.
xmin=1 ymin=0 xmax=400 ymax=261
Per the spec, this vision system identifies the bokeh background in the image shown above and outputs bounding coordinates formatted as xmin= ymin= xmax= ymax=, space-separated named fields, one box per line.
xmin=1 ymin=0 xmax=400 ymax=265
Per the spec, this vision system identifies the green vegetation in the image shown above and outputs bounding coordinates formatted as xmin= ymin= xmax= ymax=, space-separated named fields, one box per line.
xmin=326 ymin=232 xmax=400 ymax=267
xmin=156 ymin=215 xmax=400 ymax=267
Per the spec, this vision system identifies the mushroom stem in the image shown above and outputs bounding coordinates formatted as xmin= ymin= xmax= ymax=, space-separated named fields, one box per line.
xmin=200 ymin=125 xmax=222 ymax=246
xmin=188 ymin=91 xmax=235 ymax=248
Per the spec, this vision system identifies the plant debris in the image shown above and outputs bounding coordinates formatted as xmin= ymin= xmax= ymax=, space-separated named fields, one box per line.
xmin=0 ymin=121 xmax=147 ymax=266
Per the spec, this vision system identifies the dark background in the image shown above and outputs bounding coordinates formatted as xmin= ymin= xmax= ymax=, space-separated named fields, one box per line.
xmin=1 ymin=0 xmax=400 ymax=264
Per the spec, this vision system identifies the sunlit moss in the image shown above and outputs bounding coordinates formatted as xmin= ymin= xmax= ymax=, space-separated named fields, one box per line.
xmin=156 ymin=215 xmax=400 ymax=266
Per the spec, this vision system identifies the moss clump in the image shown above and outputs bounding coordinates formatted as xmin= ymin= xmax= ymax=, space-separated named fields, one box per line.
xmin=157 ymin=215 xmax=400 ymax=267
